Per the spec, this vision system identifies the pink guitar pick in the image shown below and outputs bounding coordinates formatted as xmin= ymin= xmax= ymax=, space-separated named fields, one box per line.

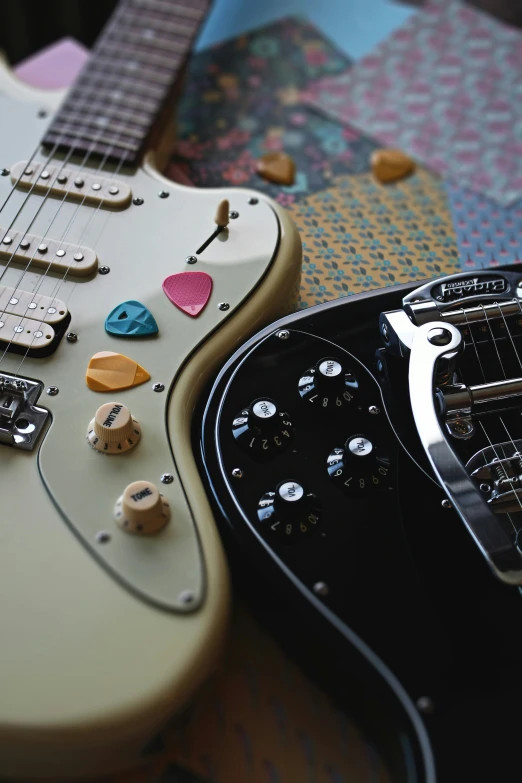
xmin=162 ymin=272 xmax=213 ymax=318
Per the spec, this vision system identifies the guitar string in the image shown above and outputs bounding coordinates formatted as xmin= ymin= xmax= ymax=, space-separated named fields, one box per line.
xmin=482 ymin=303 xmax=506 ymax=379
xmin=478 ymin=420 xmax=519 ymax=535
xmin=6 ymin=3 xmax=188 ymax=371
xmin=463 ymin=310 xmax=486 ymax=383
xmin=0 ymin=0 xmax=131 ymax=272
xmin=0 ymin=5 xmax=149 ymax=365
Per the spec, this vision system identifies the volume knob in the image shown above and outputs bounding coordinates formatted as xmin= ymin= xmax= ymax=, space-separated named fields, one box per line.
xmin=87 ymin=401 xmax=141 ymax=454
xmin=114 ymin=480 xmax=171 ymax=535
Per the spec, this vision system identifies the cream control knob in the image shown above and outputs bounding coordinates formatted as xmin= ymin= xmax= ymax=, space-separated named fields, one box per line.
xmin=87 ymin=401 xmax=141 ymax=454
xmin=114 ymin=480 xmax=171 ymax=535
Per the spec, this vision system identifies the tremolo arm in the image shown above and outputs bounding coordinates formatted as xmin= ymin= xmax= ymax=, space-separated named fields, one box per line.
xmin=381 ymin=287 xmax=522 ymax=585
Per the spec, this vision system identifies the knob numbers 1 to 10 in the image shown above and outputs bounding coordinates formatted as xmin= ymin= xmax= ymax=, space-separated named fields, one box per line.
xmin=257 ymin=480 xmax=321 ymax=543
xmin=232 ymin=397 xmax=294 ymax=458
xmin=327 ymin=434 xmax=391 ymax=495
xmin=298 ymin=357 xmax=358 ymax=410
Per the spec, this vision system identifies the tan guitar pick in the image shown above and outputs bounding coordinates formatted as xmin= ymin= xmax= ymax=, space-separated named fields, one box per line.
xmin=371 ymin=148 xmax=416 ymax=184
xmin=256 ymin=152 xmax=296 ymax=185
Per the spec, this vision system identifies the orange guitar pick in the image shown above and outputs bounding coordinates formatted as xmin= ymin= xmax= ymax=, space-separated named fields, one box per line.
xmin=371 ymin=149 xmax=416 ymax=184
xmin=86 ymin=351 xmax=150 ymax=392
xmin=256 ymin=152 xmax=296 ymax=185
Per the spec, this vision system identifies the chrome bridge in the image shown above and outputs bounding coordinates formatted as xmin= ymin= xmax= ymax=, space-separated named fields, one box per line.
xmin=380 ymin=270 xmax=522 ymax=586
xmin=0 ymin=372 xmax=49 ymax=450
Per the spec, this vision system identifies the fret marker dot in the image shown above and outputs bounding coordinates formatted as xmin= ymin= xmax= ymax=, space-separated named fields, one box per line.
xmin=91 ymin=183 xmax=102 ymax=191
xmin=95 ymin=117 xmax=108 ymax=127
xmin=40 ymin=170 xmax=50 ymax=180
xmin=109 ymin=186 xmax=119 ymax=195
xmin=2 ymin=236 xmax=12 ymax=245
xmin=74 ymin=177 xmax=85 ymax=188
xmin=20 ymin=239 xmax=29 ymax=250
xmin=56 ymin=249 xmax=66 ymax=257
xmin=74 ymin=252 xmax=84 ymax=262
xmin=38 ymin=244 xmax=48 ymax=254
xmin=9 ymin=298 xmax=18 ymax=305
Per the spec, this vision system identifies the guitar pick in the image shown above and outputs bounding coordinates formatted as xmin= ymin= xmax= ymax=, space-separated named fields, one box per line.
xmin=162 ymin=272 xmax=213 ymax=318
xmin=256 ymin=152 xmax=296 ymax=185
xmin=105 ymin=300 xmax=158 ymax=337
xmin=86 ymin=351 xmax=151 ymax=392
xmin=371 ymin=148 xmax=416 ymax=184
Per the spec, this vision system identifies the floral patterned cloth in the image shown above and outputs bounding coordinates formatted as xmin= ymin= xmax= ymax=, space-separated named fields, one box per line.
xmin=303 ymin=0 xmax=522 ymax=206
xmin=169 ymin=17 xmax=381 ymax=207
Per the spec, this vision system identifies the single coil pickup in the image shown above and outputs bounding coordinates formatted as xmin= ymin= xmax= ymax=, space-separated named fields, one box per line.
xmin=0 ymin=226 xmax=97 ymax=277
xmin=0 ymin=313 xmax=56 ymax=351
xmin=0 ymin=285 xmax=68 ymax=325
xmin=10 ymin=161 xmax=132 ymax=210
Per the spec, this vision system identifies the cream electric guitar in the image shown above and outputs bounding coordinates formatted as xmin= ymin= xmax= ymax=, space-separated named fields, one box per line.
xmin=0 ymin=2 xmax=301 ymax=780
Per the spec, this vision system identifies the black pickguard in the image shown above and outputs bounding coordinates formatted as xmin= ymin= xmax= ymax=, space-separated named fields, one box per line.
xmin=197 ymin=269 xmax=522 ymax=783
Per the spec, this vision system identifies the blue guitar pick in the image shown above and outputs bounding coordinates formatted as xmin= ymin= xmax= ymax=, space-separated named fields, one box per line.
xmin=105 ymin=300 xmax=159 ymax=337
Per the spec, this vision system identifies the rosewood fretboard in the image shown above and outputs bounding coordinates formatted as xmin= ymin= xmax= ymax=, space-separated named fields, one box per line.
xmin=43 ymin=0 xmax=209 ymax=165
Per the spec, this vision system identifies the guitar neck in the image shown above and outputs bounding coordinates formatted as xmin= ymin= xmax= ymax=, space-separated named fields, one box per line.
xmin=42 ymin=0 xmax=209 ymax=166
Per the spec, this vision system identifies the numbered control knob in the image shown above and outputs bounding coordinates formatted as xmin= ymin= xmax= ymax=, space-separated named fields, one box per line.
xmin=114 ymin=480 xmax=171 ymax=535
xmin=298 ymin=357 xmax=358 ymax=410
xmin=232 ymin=398 xmax=293 ymax=457
xmin=87 ymin=401 xmax=141 ymax=454
xmin=257 ymin=480 xmax=321 ymax=543
xmin=327 ymin=434 xmax=391 ymax=494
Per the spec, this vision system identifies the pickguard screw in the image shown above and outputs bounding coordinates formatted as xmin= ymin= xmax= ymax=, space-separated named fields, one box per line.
xmin=46 ymin=386 xmax=59 ymax=396
xmin=369 ymin=405 xmax=380 ymax=415
xmin=38 ymin=109 xmax=47 ymax=118
xmin=248 ymin=197 xmax=258 ymax=205
xmin=450 ymin=420 xmax=473 ymax=437
xmin=152 ymin=382 xmax=165 ymax=392
xmin=1 ymin=168 xmax=9 ymax=176
xmin=158 ymin=190 xmax=170 ymax=199
xmin=218 ymin=302 xmax=230 ymax=311
xmin=441 ymin=499 xmax=452 ymax=509
xmin=186 ymin=255 xmax=197 ymax=264
xmin=313 ymin=582 xmax=329 ymax=597
xmin=161 ymin=473 xmax=174 ymax=484
xmin=95 ymin=531 xmax=111 ymax=544
xmin=178 ymin=590 xmax=195 ymax=605
xmin=66 ymin=332 xmax=78 ymax=343
xmin=480 ymin=483 xmax=491 ymax=493
xmin=232 ymin=468 xmax=243 ymax=479
xmin=416 ymin=696 xmax=435 ymax=715
xmin=277 ymin=330 xmax=290 ymax=340
xmin=229 ymin=210 xmax=239 ymax=219
xmin=133 ymin=197 xmax=144 ymax=206
xmin=99 ymin=266 xmax=110 ymax=275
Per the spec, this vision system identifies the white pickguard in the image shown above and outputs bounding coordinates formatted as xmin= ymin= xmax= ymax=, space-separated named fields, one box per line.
xmin=0 ymin=62 xmax=302 ymax=780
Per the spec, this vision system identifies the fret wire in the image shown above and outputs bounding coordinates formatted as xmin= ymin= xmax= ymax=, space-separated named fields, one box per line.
xmin=96 ymin=46 xmax=183 ymax=73
xmin=130 ymin=0 xmax=208 ymax=21
xmin=67 ymin=88 xmax=160 ymax=116
xmin=51 ymin=118 xmax=146 ymax=142
xmin=74 ymin=72 xmax=166 ymax=100
xmin=65 ymin=95 xmax=160 ymax=120
xmin=45 ymin=131 xmax=140 ymax=153
xmin=121 ymin=10 xmax=197 ymax=38
xmin=89 ymin=58 xmax=174 ymax=87
xmin=52 ymin=109 xmax=151 ymax=133
xmin=104 ymin=29 xmax=186 ymax=54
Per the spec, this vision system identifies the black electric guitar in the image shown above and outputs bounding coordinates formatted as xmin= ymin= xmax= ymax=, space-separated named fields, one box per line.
xmin=199 ymin=268 xmax=522 ymax=782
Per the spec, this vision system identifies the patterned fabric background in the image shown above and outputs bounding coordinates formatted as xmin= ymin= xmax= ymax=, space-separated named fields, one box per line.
xmin=288 ymin=169 xmax=460 ymax=308
xmin=303 ymin=0 xmax=522 ymax=205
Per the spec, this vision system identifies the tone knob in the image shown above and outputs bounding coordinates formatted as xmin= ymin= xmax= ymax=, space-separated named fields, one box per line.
xmin=298 ymin=357 xmax=358 ymax=410
xmin=114 ymin=480 xmax=171 ymax=535
xmin=87 ymin=401 xmax=141 ymax=454
xmin=257 ymin=480 xmax=321 ymax=543
xmin=327 ymin=434 xmax=391 ymax=494
xmin=232 ymin=398 xmax=293 ymax=457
